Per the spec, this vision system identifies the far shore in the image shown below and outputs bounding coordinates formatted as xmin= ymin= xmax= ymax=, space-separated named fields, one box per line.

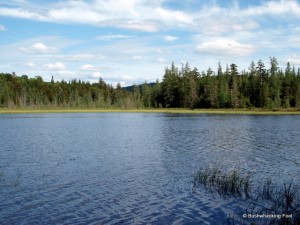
xmin=1 ymin=108 xmax=300 ymax=115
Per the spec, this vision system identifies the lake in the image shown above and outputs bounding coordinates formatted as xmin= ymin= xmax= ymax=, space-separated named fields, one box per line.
xmin=0 ymin=113 xmax=299 ymax=224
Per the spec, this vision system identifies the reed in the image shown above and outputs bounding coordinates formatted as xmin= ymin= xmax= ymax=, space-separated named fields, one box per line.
xmin=194 ymin=167 xmax=251 ymax=198
xmin=193 ymin=167 xmax=300 ymax=225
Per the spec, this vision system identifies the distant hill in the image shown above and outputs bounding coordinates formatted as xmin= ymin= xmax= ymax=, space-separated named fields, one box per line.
xmin=123 ymin=82 xmax=156 ymax=92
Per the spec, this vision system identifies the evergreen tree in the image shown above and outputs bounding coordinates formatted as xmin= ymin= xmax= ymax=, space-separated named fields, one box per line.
xmin=256 ymin=60 xmax=268 ymax=107
xmin=161 ymin=63 xmax=181 ymax=108
xmin=230 ymin=64 xmax=239 ymax=108
xmin=186 ymin=68 xmax=199 ymax=109
xmin=1 ymin=58 xmax=300 ymax=110
xmin=269 ymin=57 xmax=281 ymax=108
xmin=141 ymin=82 xmax=151 ymax=108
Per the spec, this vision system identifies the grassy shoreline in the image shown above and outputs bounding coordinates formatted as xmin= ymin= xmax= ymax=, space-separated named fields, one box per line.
xmin=1 ymin=108 xmax=300 ymax=115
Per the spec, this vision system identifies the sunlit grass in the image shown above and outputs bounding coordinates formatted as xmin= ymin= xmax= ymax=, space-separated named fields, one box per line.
xmin=1 ymin=107 xmax=300 ymax=114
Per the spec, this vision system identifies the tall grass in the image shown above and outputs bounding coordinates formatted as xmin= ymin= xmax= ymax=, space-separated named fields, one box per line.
xmin=194 ymin=167 xmax=251 ymax=197
xmin=193 ymin=167 xmax=300 ymax=225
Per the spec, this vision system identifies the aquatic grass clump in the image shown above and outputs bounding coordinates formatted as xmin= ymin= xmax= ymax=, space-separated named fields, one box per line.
xmin=251 ymin=181 xmax=300 ymax=225
xmin=194 ymin=167 xmax=251 ymax=198
xmin=193 ymin=167 xmax=300 ymax=225
xmin=260 ymin=178 xmax=274 ymax=201
xmin=270 ymin=183 xmax=300 ymax=224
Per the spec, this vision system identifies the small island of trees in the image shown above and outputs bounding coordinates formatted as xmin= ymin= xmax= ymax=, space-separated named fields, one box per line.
xmin=1 ymin=57 xmax=300 ymax=110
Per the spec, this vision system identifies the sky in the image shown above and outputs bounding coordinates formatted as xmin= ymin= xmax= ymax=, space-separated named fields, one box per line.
xmin=0 ymin=0 xmax=300 ymax=86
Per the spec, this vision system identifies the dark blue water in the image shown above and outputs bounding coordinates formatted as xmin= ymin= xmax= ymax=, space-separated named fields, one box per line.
xmin=0 ymin=113 xmax=299 ymax=224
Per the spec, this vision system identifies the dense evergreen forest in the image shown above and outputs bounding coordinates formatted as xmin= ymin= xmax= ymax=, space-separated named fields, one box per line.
xmin=1 ymin=57 xmax=300 ymax=109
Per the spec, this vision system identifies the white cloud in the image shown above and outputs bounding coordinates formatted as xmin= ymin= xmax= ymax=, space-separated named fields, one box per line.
xmin=25 ymin=62 xmax=36 ymax=68
xmin=0 ymin=0 xmax=162 ymax=32
xmin=156 ymin=48 xmax=163 ymax=53
xmin=56 ymin=70 xmax=75 ymax=75
xmin=56 ymin=54 xmax=98 ymax=62
xmin=243 ymin=1 xmax=300 ymax=17
xmin=0 ymin=25 xmax=6 ymax=31
xmin=289 ymin=36 xmax=300 ymax=44
xmin=118 ymin=20 xmax=160 ymax=32
xmin=19 ymin=42 xmax=57 ymax=54
xmin=190 ymin=1 xmax=299 ymax=35
xmin=0 ymin=7 xmax=47 ymax=21
xmin=91 ymin=71 xmax=102 ymax=79
xmin=53 ymin=70 xmax=77 ymax=79
xmin=231 ymin=21 xmax=259 ymax=31
xmin=196 ymin=39 xmax=255 ymax=56
xmin=1 ymin=0 xmax=300 ymax=83
xmin=7 ymin=0 xmax=27 ymax=3
xmin=155 ymin=7 xmax=193 ymax=24
xmin=0 ymin=0 xmax=300 ymax=34
xmin=90 ymin=71 xmax=133 ymax=83
xmin=90 ymin=71 xmax=136 ymax=85
xmin=288 ymin=56 xmax=300 ymax=65
xmin=195 ymin=17 xmax=259 ymax=35
xmin=158 ymin=57 xmax=168 ymax=63
xmin=80 ymin=64 xmax=97 ymax=71
xmin=43 ymin=62 xmax=65 ymax=70
xmin=164 ymin=35 xmax=178 ymax=41
xmin=133 ymin=55 xmax=142 ymax=60
xmin=0 ymin=1 xmax=186 ymax=32
xmin=96 ymin=34 xmax=135 ymax=41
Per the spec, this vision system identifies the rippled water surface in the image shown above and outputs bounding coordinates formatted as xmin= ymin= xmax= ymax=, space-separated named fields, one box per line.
xmin=0 ymin=113 xmax=299 ymax=224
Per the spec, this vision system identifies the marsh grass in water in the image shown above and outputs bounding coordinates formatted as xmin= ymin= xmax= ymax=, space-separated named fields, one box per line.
xmin=193 ymin=167 xmax=251 ymax=198
xmin=193 ymin=167 xmax=300 ymax=225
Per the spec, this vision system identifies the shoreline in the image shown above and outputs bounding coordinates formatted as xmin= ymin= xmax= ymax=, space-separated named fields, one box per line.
xmin=1 ymin=108 xmax=300 ymax=115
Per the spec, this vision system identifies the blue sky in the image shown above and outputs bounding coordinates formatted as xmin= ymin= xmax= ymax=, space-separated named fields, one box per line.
xmin=0 ymin=0 xmax=300 ymax=86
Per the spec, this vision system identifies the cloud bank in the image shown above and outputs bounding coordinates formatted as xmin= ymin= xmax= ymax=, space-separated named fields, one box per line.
xmin=0 ymin=0 xmax=300 ymax=85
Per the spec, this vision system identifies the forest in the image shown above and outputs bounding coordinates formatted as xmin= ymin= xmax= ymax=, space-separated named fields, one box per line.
xmin=1 ymin=57 xmax=300 ymax=110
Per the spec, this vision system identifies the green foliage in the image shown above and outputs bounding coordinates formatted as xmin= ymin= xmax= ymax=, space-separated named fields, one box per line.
xmin=1 ymin=57 xmax=300 ymax=109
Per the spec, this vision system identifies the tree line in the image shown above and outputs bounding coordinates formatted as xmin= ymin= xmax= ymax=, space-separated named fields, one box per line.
xmin=1 ymin=57 xmax=300 ymax=109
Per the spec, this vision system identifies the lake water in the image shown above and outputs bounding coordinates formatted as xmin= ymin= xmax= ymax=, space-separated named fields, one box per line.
xmin=0 ymin=113 xmax=299 ymax=224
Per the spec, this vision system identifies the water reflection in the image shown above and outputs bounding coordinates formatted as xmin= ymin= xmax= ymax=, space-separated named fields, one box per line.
xmin=0 ymin=113 xmax=299 ymax=224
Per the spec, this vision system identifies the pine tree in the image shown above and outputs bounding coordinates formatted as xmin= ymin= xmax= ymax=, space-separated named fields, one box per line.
xmin=269 ymin=57 xmax=281 ymax=108
xmin=256 ymin=60 xmax=268 ymax=107
xmin=230 ymin=64 xmax=239 ymax=108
